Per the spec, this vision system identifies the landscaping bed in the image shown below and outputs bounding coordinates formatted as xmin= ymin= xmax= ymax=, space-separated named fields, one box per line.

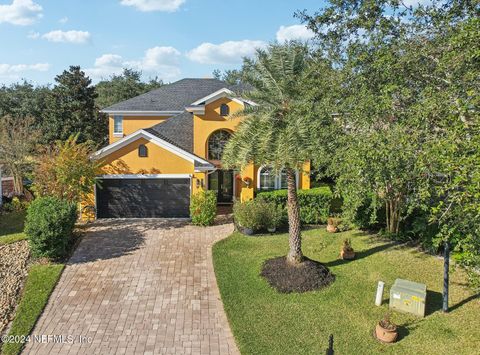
xmin=260 ymin=256 xmax=334 ymax=293
xmin=0 ymin=241 xmax=30 ymax=336
xmin=213 ymin=228 xmax=480 ymax=354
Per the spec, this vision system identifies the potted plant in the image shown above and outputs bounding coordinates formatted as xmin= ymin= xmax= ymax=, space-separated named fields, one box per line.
xmin=326 ymin=217 xmax=340 ymax=233
xmin=265 ymin=202 xmax=283 ymax=233
xmin=375 ymin=312 xmax=398 ymax=343
xmin=233 ymin=200 xmax=262 ymax=235
xmin=340 ymin=238 xmax=355 ymax=260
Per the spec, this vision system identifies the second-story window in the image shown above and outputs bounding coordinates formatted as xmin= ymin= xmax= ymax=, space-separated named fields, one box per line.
xmin=220 ymin=103 xmax=230 ymax=116
xmin=113 ymin=116 xmax=123 ymax=135
xmin=208 ymin=130 xmax=231 ymax=160
xmin=138 ymin=144 xmax=148 ymax=157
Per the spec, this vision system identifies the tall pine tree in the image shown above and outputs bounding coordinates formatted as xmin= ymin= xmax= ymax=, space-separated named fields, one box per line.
xmin=41 ymin=66 xmax=106 ymax=145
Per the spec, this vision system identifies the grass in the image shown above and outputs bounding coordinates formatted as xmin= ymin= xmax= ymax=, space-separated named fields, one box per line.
xmin=1 ymin=263 xmax=64 ymax=355
xmin=213 ymin=229 xmax=480 ymax=355
xmin=0 ymin=211 xmax=27 ymax=245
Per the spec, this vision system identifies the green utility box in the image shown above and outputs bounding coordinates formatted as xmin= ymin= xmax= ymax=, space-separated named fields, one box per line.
xmin=389 ymin=279 xmax=427 ymax=317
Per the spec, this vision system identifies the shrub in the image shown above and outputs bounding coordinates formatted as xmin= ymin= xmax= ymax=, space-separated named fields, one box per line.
xmin=257 ymin=187 xmax=333 ymax=224
xmin=190 ymin=190 xmax=217 ymax=226
xmin=264 ymin=203 xmax=285 ymax=229
xmin=25 ymin=196 xmax=77 ymax=260
xmin=2 ymin=196 xmax=30 ymax=213
xmin=233 ymin=199 xmax=285 ymax=232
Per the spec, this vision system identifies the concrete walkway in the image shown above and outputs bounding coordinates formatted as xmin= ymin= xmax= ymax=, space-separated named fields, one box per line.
xmin=24 ymin=219 xmax=239 ymax=355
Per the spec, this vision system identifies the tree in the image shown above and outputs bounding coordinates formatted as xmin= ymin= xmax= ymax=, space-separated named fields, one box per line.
xmin=417 ymin=15 xmax=480 ymax=305
xmin=95 ymin=68 xmax=164 ymax=109
xmin=297 ymin=1 xmax=442 ymax=233
xmin=0 ymin=115 xmax=39 ymax=195
xmin=33 ymin=134 xmax=101 ymax=203
xmin=299 ymin=0 xmax=480 ymax=307
xmin=212 ymin=69 xmax=244 ymax=85
xmin=222 ymin=43 xmax=335 ymax=264
xmin=41 ymin=66 xmax=105 ymax=145
xmin=0 ymin=81 xmax=50 ymax=122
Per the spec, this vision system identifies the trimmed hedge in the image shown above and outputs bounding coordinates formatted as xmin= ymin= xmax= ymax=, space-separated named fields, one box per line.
xmin=190 ymin=190 xmax=217 ymax=226
xmin=25 ymin=197 xmax=77 ymax=260
xmin=257 ymin=187 xmax=333 ymax=224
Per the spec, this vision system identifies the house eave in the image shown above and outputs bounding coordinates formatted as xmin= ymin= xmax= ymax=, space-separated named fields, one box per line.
xmin=100 ymin=110 xmax=183 ymax=116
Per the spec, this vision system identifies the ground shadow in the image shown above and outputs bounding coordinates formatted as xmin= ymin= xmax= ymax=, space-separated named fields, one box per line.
xmin=425 ymin=289 xmax=443 ymax=316
xmin=324 ymin=241 xmax=397 ymax=268
xmin=70 ymin=219 xmax=193 ymax=264
xmin=396 ymin=324 xmax=410 ymax=342
xmin=449 ymin=293 xmax=479 ymax=312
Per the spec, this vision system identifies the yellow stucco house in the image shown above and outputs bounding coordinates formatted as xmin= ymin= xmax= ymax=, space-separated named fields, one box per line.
xmin=85 ymin=78 xmax=310 ymax=218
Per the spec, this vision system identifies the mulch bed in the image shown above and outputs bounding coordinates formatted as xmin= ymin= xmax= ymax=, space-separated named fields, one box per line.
xmin=260 ymin=256 xmax=335 ymax=293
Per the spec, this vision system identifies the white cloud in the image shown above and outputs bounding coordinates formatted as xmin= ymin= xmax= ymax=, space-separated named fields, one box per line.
xmin=59 ymin=16 xmax=68 ymax=24
xmin=276 ymin=25 xmax=315 ymax=42
xmin=187 ymin=40 xmax=266 ymax=65
xmin=39 ymin=30 xmax=91 ymax=44
xmin=86 ymin=46 xmax=181 ymax=81
xmin=120 ymin=0 xmax=185 ymax=12
xmin=0 ymin=62 xmax=49 ymax=75
xmin=0 ymin=0 xmax=42 ymax=26
xmin=94 ymin=54 xmax=124 ymax=68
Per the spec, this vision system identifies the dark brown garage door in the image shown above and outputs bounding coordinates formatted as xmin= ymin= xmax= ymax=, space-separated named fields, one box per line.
xmin=96 ymin=178 xmax=190 ymax=218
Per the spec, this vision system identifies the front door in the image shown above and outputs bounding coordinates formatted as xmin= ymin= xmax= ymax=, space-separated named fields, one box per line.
xmin=208 ymin=170 xmax=233 ymax=204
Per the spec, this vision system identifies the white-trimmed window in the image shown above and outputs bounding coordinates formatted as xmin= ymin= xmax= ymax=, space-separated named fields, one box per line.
xmin=259 ymin=167 xmax=276 ymax=190
xmin=279 ymin=169 xmax=289 ymax=189
xmin=257 ymin=166 xmax=298 ymax=190
xmin=113 ymin=116 xmax=123 ymax=135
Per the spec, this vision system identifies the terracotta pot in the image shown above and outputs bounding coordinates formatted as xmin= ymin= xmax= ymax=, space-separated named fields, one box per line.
xmin=340 ymin=249 xmax=355 ymax=260
xmin=326 ymin=224 xmax=338 ymax=233
xmin=375 ymin=322 xmax=398 ymax=343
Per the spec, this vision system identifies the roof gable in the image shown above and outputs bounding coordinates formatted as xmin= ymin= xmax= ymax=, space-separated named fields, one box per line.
xmin=93 ymin=129 xmax=214 ymax=171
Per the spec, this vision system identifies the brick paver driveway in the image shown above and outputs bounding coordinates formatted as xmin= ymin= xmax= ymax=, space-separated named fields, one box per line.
xmin=24 ymin=219 xmax=239 ymax=355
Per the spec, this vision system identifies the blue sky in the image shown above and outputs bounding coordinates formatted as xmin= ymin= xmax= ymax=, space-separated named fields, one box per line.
xmin=0 ymin=0 xmax=321 ymax=85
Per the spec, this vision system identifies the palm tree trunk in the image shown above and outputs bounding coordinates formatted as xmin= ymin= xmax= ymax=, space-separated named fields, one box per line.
xmin=286 ymin=168 xmax=303 ymax=264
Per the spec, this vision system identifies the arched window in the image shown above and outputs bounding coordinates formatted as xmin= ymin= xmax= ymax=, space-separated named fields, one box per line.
xmin=220 ymin=103 xmax=230 ymax=116
xmin=138 ymin=144 xmax=148 ymax=157
xmin=208 ymin=130 xmax=231 ymax=160
xmin=258 ymin=167 xmax=276 ymax=190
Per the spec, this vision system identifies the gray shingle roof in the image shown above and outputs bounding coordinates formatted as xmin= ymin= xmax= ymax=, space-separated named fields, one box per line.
xmin=145 ymin=111 xmax=214 ymax=169
xmin=145 ymin=111 xmax=193 ymax=153
xmin=102 ymin=78 xmax=246 ymax=112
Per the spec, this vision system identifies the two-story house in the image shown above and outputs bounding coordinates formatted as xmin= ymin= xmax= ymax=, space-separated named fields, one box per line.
xmin=83 ymin=78 xmax=310 ymax=219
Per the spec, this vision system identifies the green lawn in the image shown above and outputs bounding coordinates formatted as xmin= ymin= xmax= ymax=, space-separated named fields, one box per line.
xmin=1 ymin=263 xmax=64 ymax=355
xmin=0 ymin=211 xmax=27 ymax=245
xmin=213 ymin=229 xmax=480 ymax=355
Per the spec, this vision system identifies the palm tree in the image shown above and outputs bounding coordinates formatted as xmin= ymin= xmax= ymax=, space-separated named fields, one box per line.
xmin=223 ymin=43 xmax=321 ymax=265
